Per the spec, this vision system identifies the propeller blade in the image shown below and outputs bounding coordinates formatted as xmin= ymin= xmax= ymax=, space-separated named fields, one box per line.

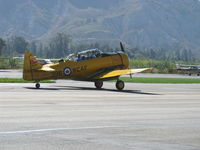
xmin=120 ymin=42 xmax=125 ymax=53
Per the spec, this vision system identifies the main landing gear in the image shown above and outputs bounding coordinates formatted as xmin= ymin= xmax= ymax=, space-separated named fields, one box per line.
xmin=94 ymin=80 xmax=125 ymax=91
xmin=94 ymin=81 xmax=103 ymax=89
xmin=116 ymin=80 xmax=125 ymax=91
xmin=35 ymin=82 xmax=40 ymax=89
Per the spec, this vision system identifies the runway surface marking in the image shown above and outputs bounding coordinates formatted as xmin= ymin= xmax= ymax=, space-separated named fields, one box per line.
xmin=0 ymin=125 xmax=150 ymax=134
xmin=0 ymin=122 xmax=199 ymax=135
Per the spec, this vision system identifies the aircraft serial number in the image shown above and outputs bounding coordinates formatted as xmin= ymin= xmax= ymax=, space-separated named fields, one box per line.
xmin=72 ymin=65 xmax=87 ymax=73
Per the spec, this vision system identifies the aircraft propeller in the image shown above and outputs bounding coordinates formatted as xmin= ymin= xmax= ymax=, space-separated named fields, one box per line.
xmin=120 ymin=42 xmax=132 ymax=78
xmin=120 ymin=42 xmax=125 ymax=53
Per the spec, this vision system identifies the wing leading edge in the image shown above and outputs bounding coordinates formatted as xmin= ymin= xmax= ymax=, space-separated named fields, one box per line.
xmin=95 ymin=68 xmax=152 ymax=79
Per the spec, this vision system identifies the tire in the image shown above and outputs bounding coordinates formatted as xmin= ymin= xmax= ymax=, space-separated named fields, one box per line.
xmin=94 ymin=81 xmax=103 ymax=89
xmin=35 ymin=83 xmax=40 ymax=89
xmin=116 ymin=80 xmax=124 ymax=91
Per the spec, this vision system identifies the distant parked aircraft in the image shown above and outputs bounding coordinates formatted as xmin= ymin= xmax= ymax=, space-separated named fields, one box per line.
xmin=176 ymin=64 xmax=200 ymax=76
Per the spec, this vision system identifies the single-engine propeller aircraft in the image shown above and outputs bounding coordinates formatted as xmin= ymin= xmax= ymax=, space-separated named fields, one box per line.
xmin=23 ymin=42 xmax=151 ymax=90
xmin=176 ymin=64 xmax=200 ymax=76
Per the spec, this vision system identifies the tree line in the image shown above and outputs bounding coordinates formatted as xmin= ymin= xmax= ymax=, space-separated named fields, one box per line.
xmin=0 ymin=33 xmax=197 ymax=62
xmin=0 ymin=33 xmax=114 ymax=58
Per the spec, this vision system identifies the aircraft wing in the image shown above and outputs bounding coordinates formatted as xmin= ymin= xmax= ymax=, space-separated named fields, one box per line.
xmin=95 ymin=68 xmax=152 ymax=79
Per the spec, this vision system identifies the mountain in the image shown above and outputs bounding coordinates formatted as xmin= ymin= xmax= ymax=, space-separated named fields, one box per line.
xmin=0 ymin=0 xmax=200 ymax=54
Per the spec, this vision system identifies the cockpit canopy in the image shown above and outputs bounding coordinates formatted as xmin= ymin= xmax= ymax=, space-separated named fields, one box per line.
xmin=66 ymin=49 xmax=102 ymax=61
xmin=66 ymin=48 xmax=120 ymax=62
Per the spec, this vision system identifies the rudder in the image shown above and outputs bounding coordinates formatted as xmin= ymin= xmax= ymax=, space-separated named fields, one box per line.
xmin=23 ymin=51 xmax=42 ymax=80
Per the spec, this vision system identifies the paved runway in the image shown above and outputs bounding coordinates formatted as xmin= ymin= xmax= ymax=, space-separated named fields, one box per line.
xmin=0 ymin=69 xmax=22 ymax=78
xmin=0 ymin=80 xmax=200 ymax=150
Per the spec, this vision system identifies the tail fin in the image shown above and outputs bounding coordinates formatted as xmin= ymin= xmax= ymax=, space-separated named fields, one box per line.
xmin=23 ymin=51 xmax=42 ymax=80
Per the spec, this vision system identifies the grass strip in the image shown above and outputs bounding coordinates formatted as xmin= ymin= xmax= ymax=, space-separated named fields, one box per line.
xmin=119 ymin=77 xmax=200 ymax=84
xmin=0 ymin=78 xmax=55 ymax=83
xmin=1 ymin=77 xmax=199 ymax=84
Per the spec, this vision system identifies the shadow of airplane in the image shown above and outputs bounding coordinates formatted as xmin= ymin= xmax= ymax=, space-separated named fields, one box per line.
xmin=25 ymin=85 xmax=161 ymax=95
xmin=25 ymin=87 xmax=59 ymax=91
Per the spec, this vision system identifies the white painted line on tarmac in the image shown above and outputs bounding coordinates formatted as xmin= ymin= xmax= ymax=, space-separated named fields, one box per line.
xmin=0 ymin=124 xmax=148 ymax=135
xmin=1 ymin=123 xmax=199 ymax=135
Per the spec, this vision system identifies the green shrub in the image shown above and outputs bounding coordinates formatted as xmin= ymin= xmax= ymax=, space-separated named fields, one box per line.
xmin=0 ymin=58 xmax=23 ymax=69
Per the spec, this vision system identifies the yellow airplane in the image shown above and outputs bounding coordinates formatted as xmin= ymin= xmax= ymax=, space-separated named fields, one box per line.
xmin=23 ymin=43 xmax=151 ymax=90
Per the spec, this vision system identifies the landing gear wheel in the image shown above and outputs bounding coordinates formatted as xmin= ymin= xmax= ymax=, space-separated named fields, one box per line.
xmin=116 ymin=80 xmax=124 ymax=91
xmin=35 ymin=83 xmax=40 ymax=89
xmin=95 ymin=81 xmax=103 ymax=89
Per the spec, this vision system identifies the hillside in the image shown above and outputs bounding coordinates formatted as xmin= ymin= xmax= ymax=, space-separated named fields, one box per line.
xmin=0 ymin=0 xmax=200 ymax=54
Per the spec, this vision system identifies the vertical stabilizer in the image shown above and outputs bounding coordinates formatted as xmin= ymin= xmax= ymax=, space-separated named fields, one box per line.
xmin=23 ymin=51 xmax=42 ymax=80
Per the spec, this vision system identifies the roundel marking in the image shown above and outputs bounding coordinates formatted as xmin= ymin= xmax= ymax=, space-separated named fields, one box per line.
xmin=64 ymin=67 xmax=71 ymax=76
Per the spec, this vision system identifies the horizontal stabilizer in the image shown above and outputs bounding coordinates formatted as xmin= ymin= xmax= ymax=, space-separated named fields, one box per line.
xmin=39 ymin=65 xmax=55 ymax=71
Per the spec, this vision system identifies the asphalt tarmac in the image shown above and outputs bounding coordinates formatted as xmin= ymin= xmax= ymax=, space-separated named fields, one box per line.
xmin=0 ymin=80 xmax=200 ymax=150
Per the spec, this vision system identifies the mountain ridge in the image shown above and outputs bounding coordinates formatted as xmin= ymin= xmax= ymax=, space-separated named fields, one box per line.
xmin=0 ymin=0 xmax=200 ymax=54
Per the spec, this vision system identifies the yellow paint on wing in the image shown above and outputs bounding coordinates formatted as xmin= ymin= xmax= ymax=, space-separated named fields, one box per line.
xmin=98 ymin=68 xmax=152 ymax=79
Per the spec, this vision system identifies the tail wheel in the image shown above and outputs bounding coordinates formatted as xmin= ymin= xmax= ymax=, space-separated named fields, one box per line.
xmin=35 ymin=83 xmax=40 ymax=89
xmin=116 ymin=80 xmax=124 ymax=91
xmin=95 ymin=81 xmax=103 ymax=89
